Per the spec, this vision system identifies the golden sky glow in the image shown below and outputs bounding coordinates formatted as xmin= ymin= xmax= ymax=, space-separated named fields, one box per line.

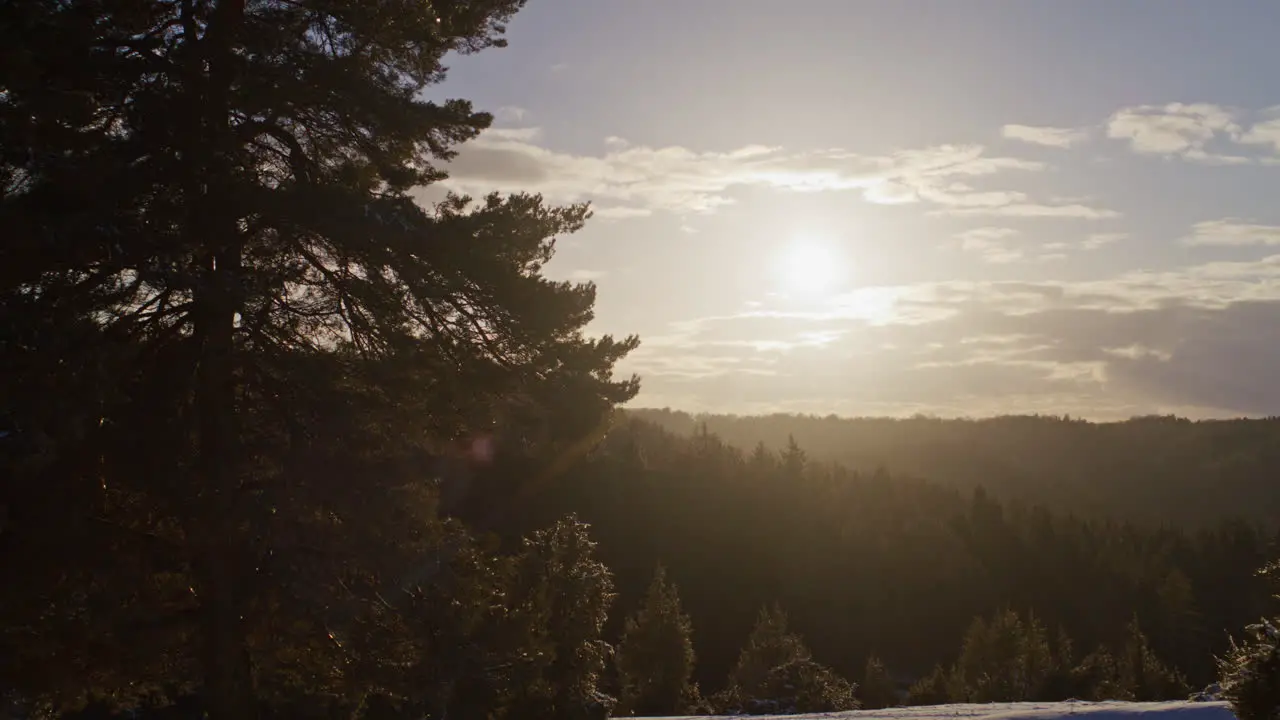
xmin=432 ymin=1 xmax=1280 ymax=419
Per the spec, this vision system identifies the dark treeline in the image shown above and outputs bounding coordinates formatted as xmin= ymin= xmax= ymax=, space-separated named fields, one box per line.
xmin=627 ymin=408 xmax=1280 ymax=525
xmin=495 ymin=418 xmax=1277 ymax=701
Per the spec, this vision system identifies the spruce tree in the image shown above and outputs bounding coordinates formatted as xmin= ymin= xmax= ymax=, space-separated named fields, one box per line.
xmin=727 ymin=604 xmax=811 ymax=701
xmin=758 ymin=659 xmax=858 ymax=714
xmin=1041 ymin=626 xmax=1078 ymax=701
xmin=905 ymin=666 xmax=950 ymax=706
xmin=1219 ymin=618 xmax=1280 ymax=720
xmin=1219 ymin=561 xmax=1280 ymax=720
xmin=951 ymin=609 xmax=1051 ymax=702
xmin=614 ymin=565 xmax=697 ymax=717
xmin=1074 ymin=646 xmax=1127 ymax=701
xmin=507 ymin=517 xmax=617 ymax=720
xmin=1118 ymin=617 xmax=1188 ymax=701
xmin=721 ymin=604 xmax=855 ymax=715
xmin=781 ymin=435 xmax=807 ymax=477
xmin=860 ymin=655 xmax=898 ymax=709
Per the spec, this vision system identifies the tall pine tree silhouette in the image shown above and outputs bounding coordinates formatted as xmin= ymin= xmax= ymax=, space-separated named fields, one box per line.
xmin=1 ymin=2 xmax=636 ymax=717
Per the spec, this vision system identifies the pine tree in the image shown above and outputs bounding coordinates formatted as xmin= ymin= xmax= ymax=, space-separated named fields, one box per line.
xmin=507 ymin=516 xmax=617 ymax=720
xmin=917 ymin=612 xmax=1092 ymax=705
xmin=718 ymin=603 xmax=855 ymax=715
xmin=749 ymin=441 xmax=776 ymax=471
xmin=951 ymin=609 xmax=1051 ymax=702
xmin=1118 ymin=617 xmax=1188 ymax=701
xmin=1155 ymin=569 xmax=1204 ymax=676
xmin=1220 ymin=560 xmax=1280 ymax=720
xmin=860 ymin=655 xmax=899 ymax=709
xmin=614 ymin=566 xmax=697 ymax=717
xmin=1218 ymin=617 xmax=1280 ymax=720
xmin=905 ymin=666 xmax=950 ymax=706
xmin=1073 ymin=646 xmax=1127 ymax=701
xmin=758 ymin=659 xmax=858 ymax=714
xmin=727 ymin=604 xmax=812 ymax=701
xmin=1 ymin=1 xmax=637 ymax=717
xmin=1041 ymin=626 xmax=1078 ymax=700
xmin=1020 ymin=612 xmax=1055 ymax=700
xmin=781 ymin=435 xmax=807 ymax=477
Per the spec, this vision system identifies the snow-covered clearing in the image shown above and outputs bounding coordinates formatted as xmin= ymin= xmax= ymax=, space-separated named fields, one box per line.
xmin=633 ymin=700 xmax=1236 ymax=720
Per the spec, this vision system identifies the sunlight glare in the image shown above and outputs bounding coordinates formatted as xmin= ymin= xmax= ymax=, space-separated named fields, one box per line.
xmin=776 ymin=235 xmax=848 ymax=296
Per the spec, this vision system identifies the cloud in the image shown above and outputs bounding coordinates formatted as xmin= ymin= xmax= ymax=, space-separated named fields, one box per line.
xmin=1106 ymin=103 xmax=1252 ymax=163
xmin=1046 ymin=233 xmax=1126 ymax=252
xmin=591 ymin=206 xmax=653 ymax=219
xmin=495 ymin=106 xmax=528 ymax=123
xmin=1238 ymin=107 xmax=1280 ymax=152
xmin=623 ymin=255 xmax=1280 ymax=418
xmin=943 ymin=203 xmax=1120 ymax=219
xmin=1002 ymin=124 xmax=1089 ymax=148
xmin=1182 ymin=219 xmax=1280 ymax=246
xmin=1081 ymin=232 xmax=1127 ymax=250
xmin=956 ymin=227 xmax=1024 ymax=264
xmin=565 ymin=268 xmax=608 ymax=282
xmin=481 ymin=127 xmax=542 ymax=142
xmin=990 ymin=102 xmax=1280 ymax=164
xmin=439 ymin=129 xmax=1112 ymax=219
xmin=452 ymin=102 xmax=1280 ymax=226
xmin=953 ymin=226 xmax=1078 ymax=265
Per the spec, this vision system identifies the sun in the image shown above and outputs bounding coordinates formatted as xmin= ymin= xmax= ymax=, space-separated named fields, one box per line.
xmin=775 ymin=235 xmax=847 ymax=295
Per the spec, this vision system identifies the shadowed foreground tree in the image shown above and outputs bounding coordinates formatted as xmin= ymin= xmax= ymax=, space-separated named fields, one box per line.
xmin=505 ymin=517 xmax=617 ymax=720
xmin=1219 ymin=618 xmax=1280 ymax=720
xmin=0 ymin=1 xmax=637 ymax=718
xmin=949 ymin=609 xmax=1052 ymax=702
xmin=859 ymin=655 xmax=898 ymax=709
xmin=1219 ymin=561 xmax=1280 ymax=720
xmin=1117 ymin=618 xmax=1189 ymax=701
xmin=725 ymin=605 xmax=811 ymax=703
xmin=614 ymin=566 xmax=698 ymax=716
xmin=715 ymin=604 xmax=857 ymax=715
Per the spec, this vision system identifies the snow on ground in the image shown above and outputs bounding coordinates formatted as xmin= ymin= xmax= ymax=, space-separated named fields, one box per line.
xmin=633 ymin=700 xmax=1236 ymax=720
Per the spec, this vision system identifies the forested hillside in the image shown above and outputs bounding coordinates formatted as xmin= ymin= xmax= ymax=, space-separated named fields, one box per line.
xmin=469 ymin=417 xmax=1278 ymax=698
xmin=626 ymin=409 xmax=1280 ymax=526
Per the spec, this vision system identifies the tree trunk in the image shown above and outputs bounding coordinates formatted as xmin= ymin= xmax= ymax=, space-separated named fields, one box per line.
xmin=193 ymin=243 xmax=252 ymax=720
xmin=186 ymin=1 xmax=254 ymax=718
xmin=192 ymin=234 xmax=256 ymax=720
xmin=195 ymin=548 xmax=255 ymax=720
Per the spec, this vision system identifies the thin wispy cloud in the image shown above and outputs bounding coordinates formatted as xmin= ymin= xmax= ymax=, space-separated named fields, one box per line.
xmin=565 ymin=268 xmax=609 ymax=282
xmin=943 ymin=203 xmax=1120 ymax=219
xmin=956 ymin=227 xmax=1024 ymax=264
xmin=1182 ymin=219 xmax=1280 ymax=246
xmin=1081 ymin=232 xmax=1127 ymax=250
xmin=1002 ymin=124 xmax=1089 ymax=148
xmin=440 ymin=130 xmax=1114 ymax=219
xmin=495 ymin=106 xmax=529 ymax=123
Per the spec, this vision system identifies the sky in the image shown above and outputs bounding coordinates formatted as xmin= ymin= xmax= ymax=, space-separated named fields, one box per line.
xmin=429 ymin=1 xmax=1280 ymax=420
